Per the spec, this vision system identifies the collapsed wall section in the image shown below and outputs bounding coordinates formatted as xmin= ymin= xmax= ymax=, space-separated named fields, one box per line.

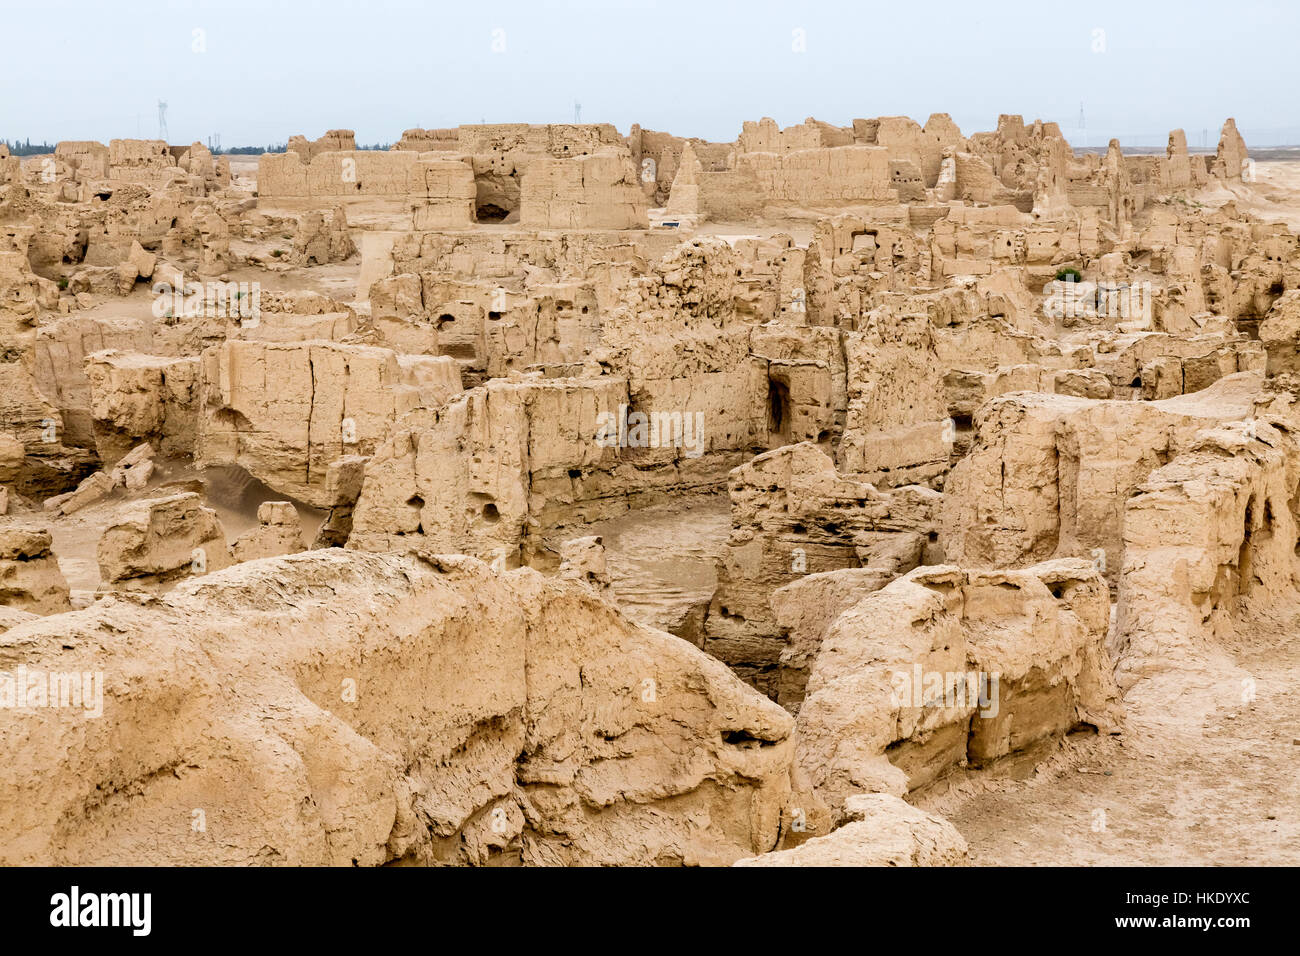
xmin=0 ymin=549 xmax=793 ymax=865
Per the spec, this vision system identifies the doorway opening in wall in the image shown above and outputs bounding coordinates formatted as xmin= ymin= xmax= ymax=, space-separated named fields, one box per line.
xmin=768 ymin=377 xmax=791 ymax=446
xmin=476 ymin=204 xmax=510 ymax=222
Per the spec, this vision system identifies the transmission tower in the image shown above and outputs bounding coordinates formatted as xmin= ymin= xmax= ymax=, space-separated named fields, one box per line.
xmin=157 ymin=100 xmax=169 ymax=142
xmin=574 ymin=101 xmax=581 ymax=124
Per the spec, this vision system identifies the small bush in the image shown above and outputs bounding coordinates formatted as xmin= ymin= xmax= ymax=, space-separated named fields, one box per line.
xmin=271 ymin=249 xmax=284 ymax=258
xmin=1054 ymin=267 xmax=1083 ymax=283
xmin=57 ymin=277 xmax=68 ymax=290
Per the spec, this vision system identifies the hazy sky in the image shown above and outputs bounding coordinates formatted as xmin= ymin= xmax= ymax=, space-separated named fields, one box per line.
xmin=3 ymin=0 xmax=1298 ymax=148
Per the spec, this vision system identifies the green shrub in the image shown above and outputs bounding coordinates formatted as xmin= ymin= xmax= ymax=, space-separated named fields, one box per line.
xmin=1054 ymin=267 xmax=1083 ymax=283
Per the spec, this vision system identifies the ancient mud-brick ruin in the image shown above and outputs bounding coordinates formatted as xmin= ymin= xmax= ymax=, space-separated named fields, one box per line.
xmin=2 ymin=109 xmax=1298 ymax=869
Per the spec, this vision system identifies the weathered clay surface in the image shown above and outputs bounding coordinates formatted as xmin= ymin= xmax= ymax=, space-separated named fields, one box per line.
xmin=3 ymin=103 xmax=1299 ymax=868
xmin=793 ymin=560 xmax=1121 ymax=824
xmin=734 ymin=793 xmax=969 ymax=866
xmin=0 ymin=550 xmax=791 ymax=866
xmin=0 ymin=527 xmax=71 ymax=614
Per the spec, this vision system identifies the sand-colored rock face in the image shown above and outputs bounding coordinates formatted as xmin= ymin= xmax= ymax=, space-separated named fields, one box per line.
xmin=838 ymin=312 xmax=951 ymax=484
xmin=197 ymin=340 xmax=462 ymax=507
xmin=1259 ymin=289 xmax=1300 ymax=375
xmin=33 ymin=316 xmax=157 ymax=447
xmin=0 ymin=528 xmax=72 ymax=614
xmin=231 ymin=500 xmax=307 ymax=562
xmin=1114 ymin=422 xmax=1300 ymax=694
xmin=520 ymin=149 xmax=648 ymax=230
xmin=1212 ymin=119 xmax=1249 ymax=182
xmin=350 ymin=241 xmax=772 ymax=561
xmin=292 ymin=206 xmax=356 ymax=264
xmin=734 ymin=793 xmax=969 ymax=866
xmin=793 ymin=560 xmax=1120 ymax=822
xmin=702 ymin=443 xmax=939 ymax=696
xmin=0 ymin=549 xmax=791 ymax=865
xmin=770 ymin=566 xmax=895 ymax=711
xmin=97 ymin=492 xmax=232 ymax=589
xmin=941 ymin=373 xmax=1263 ymax=575
xmin=0 ymin=605 xmax=38 ymax=634
xmin=348 ymin=375 xmax=629 ymax=559
xmin=85 ymin=351 xmax=198 ymax=465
